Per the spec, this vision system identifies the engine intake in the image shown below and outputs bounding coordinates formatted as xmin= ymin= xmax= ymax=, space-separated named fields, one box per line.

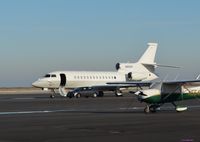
xmin=116 ymin=63 xmax=120 ymax=70
xmin=115 ymin=63 xmax=134 ymax=71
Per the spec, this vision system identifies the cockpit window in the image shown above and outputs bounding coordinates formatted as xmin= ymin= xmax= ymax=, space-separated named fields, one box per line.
xmin=51 ymin=74 xmax=56 ymax=77
xmin=44 ymin=74 xmax=51 ymax=78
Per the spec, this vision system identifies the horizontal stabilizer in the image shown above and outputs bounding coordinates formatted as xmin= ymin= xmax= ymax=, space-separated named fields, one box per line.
xmin=156 ymin=64 xmax=180 ymax=68
xmin=142 ymin=63 xmax=180 ymax=68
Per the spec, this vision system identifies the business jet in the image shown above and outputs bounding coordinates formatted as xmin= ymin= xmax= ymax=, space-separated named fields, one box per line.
xmin=32 ymin=43 xmax=171 ymax=98
xmin=135 ymin=79 xmax=200 ymax=113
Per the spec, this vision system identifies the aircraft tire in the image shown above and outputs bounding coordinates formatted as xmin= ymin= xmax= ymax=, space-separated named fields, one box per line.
xmin=93 ymin=92 xmax=98 ymax=98
xmin=115 ymin=91 xmax=123 ymax=97
xmin=98 ymin=91 xmax=104 ymax=97
xmin=50 ymin=95 xmax=55 ymax=99
xmin=116 ymin=94 xmax=123 ymax=97
xmin=76 ymin=93 xmax=81 ymax=98
xmin=149 ymin=106 xmax=157 ymax=113
xmin=144 ymin=106 xmax=150 ymax=113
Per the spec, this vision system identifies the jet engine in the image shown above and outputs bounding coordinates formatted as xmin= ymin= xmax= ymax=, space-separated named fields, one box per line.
xmin=127 ymin=72 xmax=147 ymax=81
xmin=115 ymin=63 xmax=134 ymax=71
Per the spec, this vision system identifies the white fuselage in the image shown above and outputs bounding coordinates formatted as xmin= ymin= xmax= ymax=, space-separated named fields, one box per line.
xmin=32 ymin=69 xmax=157 ymax=89
xmin=33 ymin=71 xmax=126 ymax=89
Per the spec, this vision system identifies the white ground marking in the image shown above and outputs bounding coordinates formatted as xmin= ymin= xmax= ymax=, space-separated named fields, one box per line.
xmin=0 ymin=109 xmax=76 ymax=115
xmin=0 ymin=105 xmax=200 ymax=116
xmin=13 ymin=98 xmax=35 ymax=100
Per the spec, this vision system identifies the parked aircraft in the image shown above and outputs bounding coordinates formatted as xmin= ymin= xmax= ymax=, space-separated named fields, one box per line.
xmin=32 ymin=43 xmax=174 ymax=98
xmin=135 ymin=79 xmax=200 ymax=113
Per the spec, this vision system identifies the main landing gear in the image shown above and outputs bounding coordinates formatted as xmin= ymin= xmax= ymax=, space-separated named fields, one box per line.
xmin=50 ymin=94 xmax=55 ymax=98
xmin=144 ymin=104 xmax=160 ymax=113
xmin=115 ymin=90 xmax=123 ymax=97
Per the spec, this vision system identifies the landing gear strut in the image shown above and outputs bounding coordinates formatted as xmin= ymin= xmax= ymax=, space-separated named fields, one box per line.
xmin=144 ymin=105 xmax=150 ymax=113
xmin=50 ymin=89 xmax=56 ymax=99
xmin=144 ymin=104 xmax=160 ymax=113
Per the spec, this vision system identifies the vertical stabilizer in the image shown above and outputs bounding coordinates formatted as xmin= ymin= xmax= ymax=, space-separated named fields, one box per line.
xmin=138 ymin=43 xmax=158 ymax=64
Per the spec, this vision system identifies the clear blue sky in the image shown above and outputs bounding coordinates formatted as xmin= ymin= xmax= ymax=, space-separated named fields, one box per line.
xmin=0 ymin=0 xmax=200 ymax=87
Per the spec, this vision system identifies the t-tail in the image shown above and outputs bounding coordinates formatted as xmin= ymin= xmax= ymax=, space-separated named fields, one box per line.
xmin=116 ymin=43 xmax=158 ymax=72
xmin=138 ymin=43 xmax=158 ymax=65
xmin=115 ymin=42 xmax=178 ymax=81
xmin=136 ymin=42 xmax=179 ymax=72
xmin=116 ymin=43 xmax=159 ymax=81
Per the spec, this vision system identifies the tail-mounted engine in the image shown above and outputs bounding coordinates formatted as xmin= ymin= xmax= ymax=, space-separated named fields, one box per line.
xmin=116 ymin=63 xmax=148 ymax=81
xmin=127 ymin=72 xmax=147 ymax=81
xmin=115 ymin=63 xmax=134 ymax=71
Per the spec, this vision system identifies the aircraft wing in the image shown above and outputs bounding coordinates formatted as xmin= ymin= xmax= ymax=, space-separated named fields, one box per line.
xmin=90 ymin=82 xmax=151 ymax=91
xmin=164 ymin=80 xmax=200 ymax=85
xmin=106 ymin=81 xmax=151 ymax=87
xmin=59 ymin=82 xmax=152 ymax=97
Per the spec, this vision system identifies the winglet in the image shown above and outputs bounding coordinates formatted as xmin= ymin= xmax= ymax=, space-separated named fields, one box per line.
xmin=138 ymin=43 xmax=158 ymax=64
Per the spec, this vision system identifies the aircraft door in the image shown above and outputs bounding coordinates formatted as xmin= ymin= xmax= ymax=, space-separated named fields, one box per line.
xmin=60 ymin=74 xmax=66 ymax=86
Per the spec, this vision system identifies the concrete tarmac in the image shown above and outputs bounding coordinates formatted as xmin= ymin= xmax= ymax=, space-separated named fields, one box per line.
xmin=0 ymin=93 xmax=199 ymax=142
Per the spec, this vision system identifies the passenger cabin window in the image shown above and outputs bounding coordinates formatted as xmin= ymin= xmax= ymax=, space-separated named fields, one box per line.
xmin=44 ymin=74 xmax=51 ymax=78
xmin=51 ymin=74 xmax=56 ymax=77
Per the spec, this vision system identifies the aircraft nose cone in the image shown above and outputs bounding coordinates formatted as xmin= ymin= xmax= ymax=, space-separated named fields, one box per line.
xmin=32 ymin=81 xmax=41 ymax=88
